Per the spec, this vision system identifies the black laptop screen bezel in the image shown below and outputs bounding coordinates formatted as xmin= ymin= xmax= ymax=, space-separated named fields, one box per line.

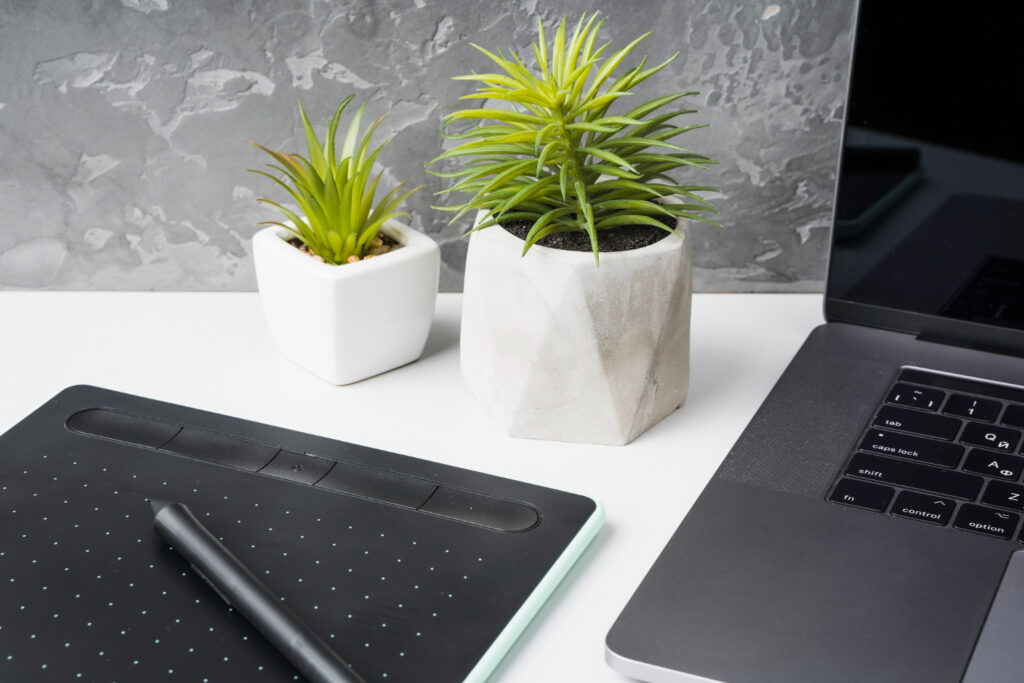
xmin=822 ymin=4 xmax=1024 ymax=356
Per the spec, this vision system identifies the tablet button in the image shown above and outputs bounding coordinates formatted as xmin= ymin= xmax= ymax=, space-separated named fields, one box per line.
xmin=260 ymin=451 xmax=334 ymax=485
xmin=315 ymin=462 xmax=436 ymax=508
xmin=419 ymin=487 xmax=539 ymax=532
xmin=67 ymin=408 xmax=181 ymax=448
xmin=161 ymin=427 xmax=279 ymax=472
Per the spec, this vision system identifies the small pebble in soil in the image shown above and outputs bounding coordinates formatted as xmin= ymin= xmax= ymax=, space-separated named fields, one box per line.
xmin=287 ymin=231 xmax=402 ymax=265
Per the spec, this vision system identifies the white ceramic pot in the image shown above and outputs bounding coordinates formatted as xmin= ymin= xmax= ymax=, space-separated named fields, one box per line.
xmin=460 ymin=214 xmax=692 ymax=445
xmin=253 ymin=221 xmax=440 ymax=385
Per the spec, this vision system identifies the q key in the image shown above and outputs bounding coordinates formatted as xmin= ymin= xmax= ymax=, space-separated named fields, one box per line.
xmin=961 ymin=423 xmax=1021 ymax=453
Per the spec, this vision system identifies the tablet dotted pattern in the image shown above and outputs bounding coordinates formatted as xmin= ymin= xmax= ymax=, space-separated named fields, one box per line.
xmin=0 ymin=449 xmax=505 ymax=682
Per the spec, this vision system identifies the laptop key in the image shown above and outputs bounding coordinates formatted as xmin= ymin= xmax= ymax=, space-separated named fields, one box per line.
xmin=886 ymin=383 xmax=944 ymax=411
xmin=943 ymin=394 xmax=1002 ymax=422
xmin=858 ymin=429 xmax=963 ymax=468
xmin=953 ymin=504 xmax=1017 ymax=540
xmin=963 ymin=449 xmax=1024 ymax=481
xmin=891 ymin=490 xmax=955 ymax=525
xmin=981 ymin=481 xmax=1024 ymax=512
xmin=960 ymin=422 xmax=1021 ymax=452
xmin=872 ymin=405 xmax=962 ymax=441
xmin=829 ymin=478 xmax=894 ymax=512
xmin=1003 ymin=404 xmax=1024 ymax=428
xmin=846 ymin=452 xmax=983 ymax=500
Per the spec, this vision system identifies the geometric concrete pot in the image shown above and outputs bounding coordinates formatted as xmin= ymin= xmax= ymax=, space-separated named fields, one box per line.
xmin=460 ymin=213 xmax=692 ymax=445
xmin=253 ymin=220 xmax=440 ymax=385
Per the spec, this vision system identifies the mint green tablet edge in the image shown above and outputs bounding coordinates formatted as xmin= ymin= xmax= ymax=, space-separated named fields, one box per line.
xmin=462 ymin=499 xmax=606 ymax=683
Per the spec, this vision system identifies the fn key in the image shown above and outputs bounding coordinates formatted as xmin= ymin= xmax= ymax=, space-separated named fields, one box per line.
xmin=830 ymin=478 xmax=894 ymax=512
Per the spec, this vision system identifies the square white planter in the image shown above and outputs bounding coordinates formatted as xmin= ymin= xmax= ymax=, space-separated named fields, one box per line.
xmin=253 ymin=221 xmax=440 ymax=385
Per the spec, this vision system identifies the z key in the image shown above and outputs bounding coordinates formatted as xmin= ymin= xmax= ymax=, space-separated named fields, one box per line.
xmin=982 ymin=481 xmax=1024 ymax=512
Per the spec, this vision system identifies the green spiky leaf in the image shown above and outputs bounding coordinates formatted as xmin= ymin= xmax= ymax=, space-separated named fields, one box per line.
xmin=250 ymin=98 xmax=422 ymax=265
xmin=428 ymin=11 xmax=720 ymax=265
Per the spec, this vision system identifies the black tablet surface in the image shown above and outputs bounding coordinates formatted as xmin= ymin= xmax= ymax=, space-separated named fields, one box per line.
xmin=0 ymin=386 xmax=602 ymax=682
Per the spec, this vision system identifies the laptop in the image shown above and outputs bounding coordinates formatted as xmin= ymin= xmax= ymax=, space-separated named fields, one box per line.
xmin=606 ymin=3 xmax=1024 ymax=682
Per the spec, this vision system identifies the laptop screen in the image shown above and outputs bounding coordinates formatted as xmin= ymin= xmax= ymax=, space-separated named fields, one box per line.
xmin=825 ymin=2 xmax=1024 ymax=350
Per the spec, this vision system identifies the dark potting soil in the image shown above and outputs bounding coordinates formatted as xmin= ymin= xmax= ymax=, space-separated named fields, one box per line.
xmin=500 ymin=218 xmax=671 ymax=252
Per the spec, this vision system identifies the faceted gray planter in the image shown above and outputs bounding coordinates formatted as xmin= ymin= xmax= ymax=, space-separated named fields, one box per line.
xmin=460 ymin=215 xmax=692 ymax=446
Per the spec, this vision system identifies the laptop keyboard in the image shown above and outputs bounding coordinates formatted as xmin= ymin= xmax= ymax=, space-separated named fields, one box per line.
xmin=829 ymin=368 xmax=1024 ymax=541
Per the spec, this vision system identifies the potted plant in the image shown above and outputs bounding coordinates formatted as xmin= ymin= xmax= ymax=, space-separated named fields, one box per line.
xmin=251 ymin=96 xmax=440 ymax=385
xmin=430 ymin=13 xmax=719 ymax=445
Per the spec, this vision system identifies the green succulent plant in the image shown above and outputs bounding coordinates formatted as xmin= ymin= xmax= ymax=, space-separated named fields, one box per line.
xmin=251 ymin=96 xmax=422 ymax=265
xmin=429 ymin=12 xmax=720 ymax=264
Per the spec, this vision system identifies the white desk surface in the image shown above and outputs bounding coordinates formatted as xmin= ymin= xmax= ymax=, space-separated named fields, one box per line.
xmin=0 ymin=291 xmax=823 ymax=682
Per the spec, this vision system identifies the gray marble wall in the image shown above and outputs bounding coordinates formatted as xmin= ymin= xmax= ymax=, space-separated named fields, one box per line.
xmin=0 ymin=0 xmax=854 ymax=291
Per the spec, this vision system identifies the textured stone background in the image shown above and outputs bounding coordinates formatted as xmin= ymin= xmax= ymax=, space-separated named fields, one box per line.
xmin=0 ymin=0 xmax=854 ymax=291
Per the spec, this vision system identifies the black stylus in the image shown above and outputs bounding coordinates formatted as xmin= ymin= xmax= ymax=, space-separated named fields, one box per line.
xmin=150 ymin=499 xmax=366 ymax=683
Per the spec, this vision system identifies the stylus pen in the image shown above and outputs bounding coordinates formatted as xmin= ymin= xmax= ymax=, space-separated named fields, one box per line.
xmin=150 ymin=499 xmax=366 ymax=683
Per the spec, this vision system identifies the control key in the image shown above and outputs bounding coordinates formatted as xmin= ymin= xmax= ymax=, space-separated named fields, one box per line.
xmin=891 ymin=490 xmax=954 ymax=526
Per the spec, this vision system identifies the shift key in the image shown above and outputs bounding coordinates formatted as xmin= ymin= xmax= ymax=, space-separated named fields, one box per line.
xmin=847 ymin=452 xmax=983 ymax=500
xmin=873 ymin=405 xmax=962 ymax=441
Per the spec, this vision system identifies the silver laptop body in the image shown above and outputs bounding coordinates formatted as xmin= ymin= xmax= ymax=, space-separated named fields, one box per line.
xmin=607 ymin=2 xmax=1024 ymax=681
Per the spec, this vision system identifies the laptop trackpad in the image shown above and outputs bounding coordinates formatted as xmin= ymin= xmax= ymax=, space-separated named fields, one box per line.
xmin=963 ymin=550 xmax=1024 ymax=683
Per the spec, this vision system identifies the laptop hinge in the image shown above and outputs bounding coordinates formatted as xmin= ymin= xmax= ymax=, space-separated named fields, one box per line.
xmin=917 ymin=330 xmax=1024 ymax=360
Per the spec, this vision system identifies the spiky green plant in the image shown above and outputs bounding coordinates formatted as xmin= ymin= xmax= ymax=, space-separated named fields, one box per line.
xmin=250 ymin=96 xmax=422 ymax=265
xmin=429 ymin=12 xmax=720 ymax=264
